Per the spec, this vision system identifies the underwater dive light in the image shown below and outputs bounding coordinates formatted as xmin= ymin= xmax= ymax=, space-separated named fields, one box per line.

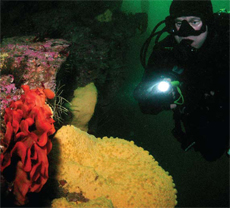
xmin=157 ymin=81 xmax=170 ymax=92
xmin=150 ymin=80 xmax=184 ymax=105
xmin=156 ymin=80 xmax=180 ymax=92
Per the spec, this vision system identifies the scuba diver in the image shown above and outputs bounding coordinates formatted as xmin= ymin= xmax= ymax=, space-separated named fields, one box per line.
xmin=134 ymin=0 xmax=229 ymax=161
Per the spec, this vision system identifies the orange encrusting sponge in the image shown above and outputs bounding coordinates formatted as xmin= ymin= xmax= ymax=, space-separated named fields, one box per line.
xmin=51 ymin=125 xmax=177 ymax=208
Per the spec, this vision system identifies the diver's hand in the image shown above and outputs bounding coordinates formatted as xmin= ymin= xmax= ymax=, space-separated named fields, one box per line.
xmin=163 ymin=78 xmax=177 ymax=110
xmin=170 ymin=87 xmax=178 ymax=109
xmin=170 ymin=103 xmax=177 ymax=109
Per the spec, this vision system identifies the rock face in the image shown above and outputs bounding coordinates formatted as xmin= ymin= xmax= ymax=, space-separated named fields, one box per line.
xmin=51 ymin=125 xmax=178 ymax=208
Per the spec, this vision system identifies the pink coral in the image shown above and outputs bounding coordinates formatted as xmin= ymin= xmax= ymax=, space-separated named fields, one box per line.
xmin=0 ymin=85 xmax=55 ymax=205
xmin=0 ymin=75 xmax=21 ymax=111
xmin=1 ymin=36 xmax=70 ymax=92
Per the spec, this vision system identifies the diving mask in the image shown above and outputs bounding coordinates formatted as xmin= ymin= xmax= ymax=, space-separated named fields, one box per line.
xmin=165 ymin=16 xmax=207 ymax=37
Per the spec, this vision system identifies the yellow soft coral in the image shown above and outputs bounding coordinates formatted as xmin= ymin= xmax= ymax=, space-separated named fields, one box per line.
xmin=51 ymin=125 xmax=177 ymax=208
xmin=69 ymin=83 xmax=97 ymax=132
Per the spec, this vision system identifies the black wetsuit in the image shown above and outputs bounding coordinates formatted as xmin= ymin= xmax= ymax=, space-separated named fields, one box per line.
xmin=134 ymin=13 xmax=229 ymax=161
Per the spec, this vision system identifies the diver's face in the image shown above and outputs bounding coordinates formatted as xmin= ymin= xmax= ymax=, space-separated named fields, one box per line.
xmin=174 ymin=16 xmax=208 ymax=49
